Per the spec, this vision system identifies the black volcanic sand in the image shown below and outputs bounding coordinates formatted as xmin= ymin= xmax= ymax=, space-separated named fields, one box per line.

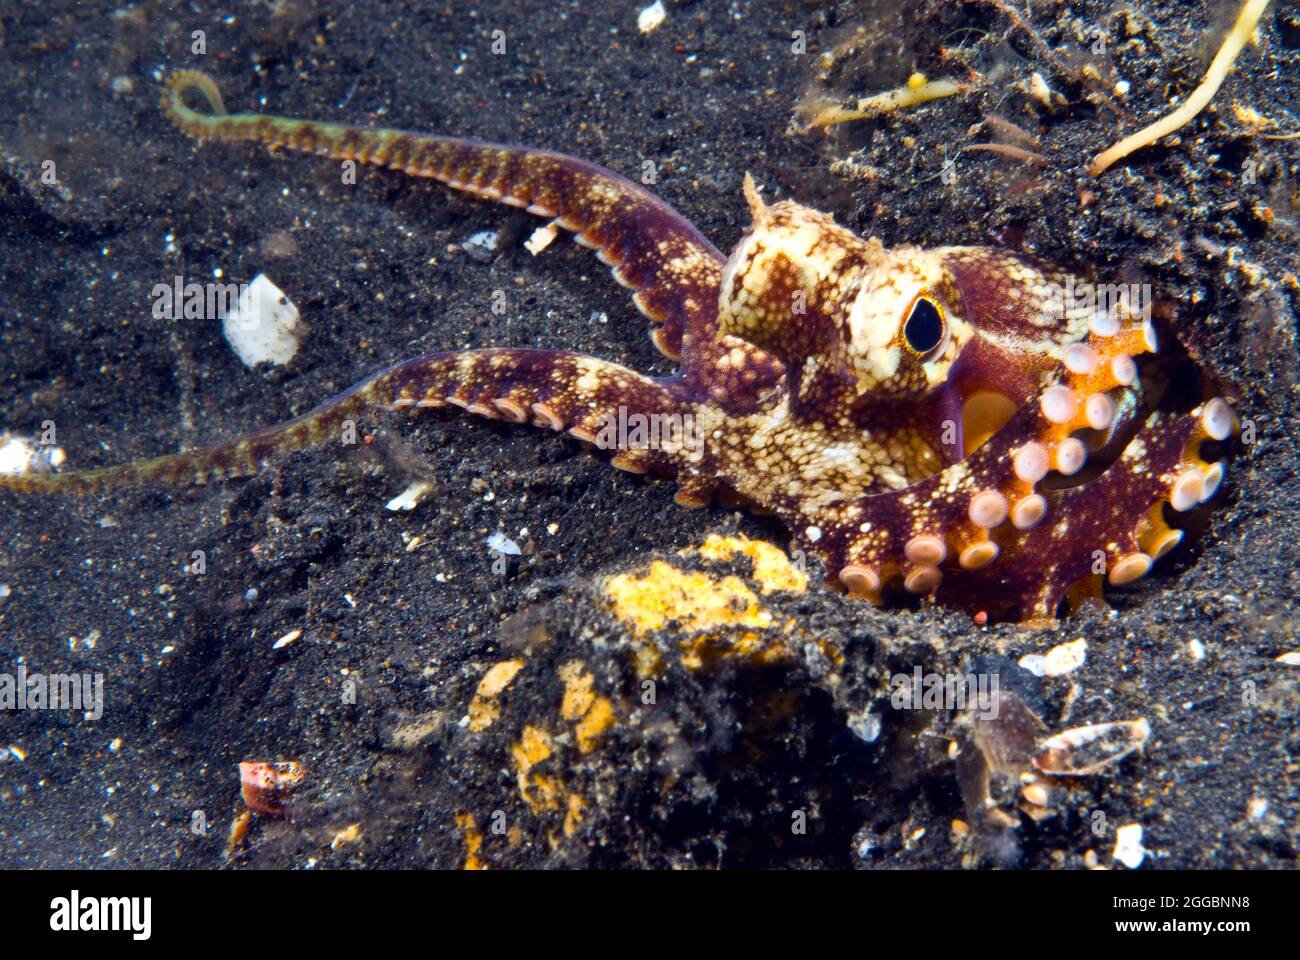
xmin=0 ymin=0 xmax=1297 ymax=869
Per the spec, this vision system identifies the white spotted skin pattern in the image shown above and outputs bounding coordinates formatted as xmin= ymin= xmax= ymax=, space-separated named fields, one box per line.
xmin=0 ymin=72 xmax=1238 ymax=625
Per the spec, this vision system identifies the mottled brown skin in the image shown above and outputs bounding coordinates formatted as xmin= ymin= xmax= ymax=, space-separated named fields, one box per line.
xmin=0 ymin=71 xmax=1236 ymax=624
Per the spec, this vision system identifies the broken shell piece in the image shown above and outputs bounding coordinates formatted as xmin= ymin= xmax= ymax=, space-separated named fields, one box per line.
xmin=223 ymin=274 xmax=303 ymax=367
xmin=1027 ymin=72 xmax=1056 ymax=110
xmin=487 ymin=531 xmax=522 ymax=555
xmin=1016 ymin=653 xmax=1046 ymax=677
xmin=1020 ymin=781 xmax=1051 ymax=807
xmin=524 ymin=222 xmax=558 ymax=255
xmin=1033 ymin=718 xmax=1150 ymax=776
xmin=386 ymin=480 xmax=434 ymax=512
xmin=1042 ymin=638 xmax=1087 ymax=677
xmin=238 ymin=760 xmax=306 ymax=816
xmin=637 ymin=0 xmax=667 ymax=34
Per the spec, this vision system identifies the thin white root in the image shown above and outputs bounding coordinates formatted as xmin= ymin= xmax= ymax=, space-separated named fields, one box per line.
xmin=803 ymin=73 xmax=966 ymax=130
xmin=1087 ymin=0 xmax=1272 ymax=176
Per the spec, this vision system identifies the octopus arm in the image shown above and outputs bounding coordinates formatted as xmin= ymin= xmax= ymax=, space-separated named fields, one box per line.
xmin=0 ymin=350 xmax=694 ymax=494
xmin=163 ymin=71 xmax=723 ymax=363
xmin=795 ymin=321 xmax=1235 ymax=624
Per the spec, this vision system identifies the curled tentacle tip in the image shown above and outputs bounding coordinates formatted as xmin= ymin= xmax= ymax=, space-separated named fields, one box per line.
xmin=163 ymin=69 xmax=228 ymax=123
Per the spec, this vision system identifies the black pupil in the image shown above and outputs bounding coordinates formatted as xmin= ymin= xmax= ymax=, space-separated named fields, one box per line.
xmin=904 ymin=299 xmax=943 ymax=355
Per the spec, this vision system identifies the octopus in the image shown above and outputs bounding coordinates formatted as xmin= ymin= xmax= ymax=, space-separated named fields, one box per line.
xmin=0 ymin=70 xmax=1238 ymax=625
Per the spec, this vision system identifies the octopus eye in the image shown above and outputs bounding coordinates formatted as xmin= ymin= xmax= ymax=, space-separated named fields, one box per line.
xmin=903 ymin=297 xmax=945 ymax=357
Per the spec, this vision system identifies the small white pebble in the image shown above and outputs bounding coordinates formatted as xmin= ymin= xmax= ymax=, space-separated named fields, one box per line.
xmin=1113 ymin=823 xmax=1146 ymax=869
xmin=1247 ymin=797 xmax=1269 ymax=821
xmin=847 ymin=709 xmax=881 ymax=743
xmin=1275 ymin=651 xmax=1300 ymax=666
xmin=637 ymin=0 xmax=667 ymax=34
xmin=1043 ymin=638 xmax=1087 ymax=677
xmin=1113 ymin=80 xmax=1130 ymax=97
xmin=272 ymin=628 xmax=302 ymax=650
xmin=1187 ymin=638 xmax=1205 ymax=661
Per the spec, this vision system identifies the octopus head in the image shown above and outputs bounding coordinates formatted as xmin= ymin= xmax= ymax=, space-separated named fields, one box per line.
xmin=718 ymin=176 xmax=1085 ymax=421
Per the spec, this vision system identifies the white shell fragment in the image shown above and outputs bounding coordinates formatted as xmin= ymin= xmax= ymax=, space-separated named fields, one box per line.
xmin=525 ymin=222 xmax=558 ymax=255
xmin=638 ymin=1 xmax=667 ymax=34
xmin=1017 ymin=654 xmax=1047 ymax=677
xmin=1275 ymin=651 xmax=1300 ymax=666
xmin=1034 ymin=718 xmax=1151 ymax=776
xmin=1043 ymin=638 xmax=1087 ymax=677
xmin=272 ymin=628 xmax=302 ymax=650
xmin=1113 ymin=823 xmax=1146 ymax=869
xmin=487 ymin=532 xmax=522 ymax=556
xmin=222 ymin=274 xmax=302 ymax=367
xmin=847 ymin=708 xmax=881 ymax=743
xmin=0 ymin=433 xmax=66 ymax=476
xmin=385 ymin=480 xmax=434 ymax=512
xmin=463 ymin=230 xmax=499 ymax=261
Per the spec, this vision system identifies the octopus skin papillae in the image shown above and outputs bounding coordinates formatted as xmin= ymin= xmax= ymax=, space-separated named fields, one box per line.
xmin=0 ymin=70 xmax=1239 ymax=626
